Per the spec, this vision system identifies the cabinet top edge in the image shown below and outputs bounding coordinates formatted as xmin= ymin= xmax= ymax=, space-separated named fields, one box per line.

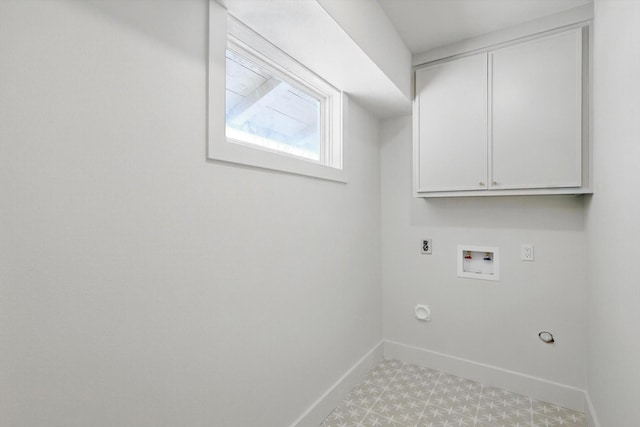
xmin=412 ymin=7 xmax=592 ymax=68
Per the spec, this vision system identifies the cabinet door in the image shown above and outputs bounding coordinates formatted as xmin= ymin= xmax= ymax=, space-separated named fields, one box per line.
xmin=490 ymin=28 xmax=582 ymax=190
xmin=415 ymin=53 xmax=488 ymax=192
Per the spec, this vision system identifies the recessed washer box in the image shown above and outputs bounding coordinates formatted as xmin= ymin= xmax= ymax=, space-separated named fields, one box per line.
xmin=457 ymin=245 xmax=500 ymax=281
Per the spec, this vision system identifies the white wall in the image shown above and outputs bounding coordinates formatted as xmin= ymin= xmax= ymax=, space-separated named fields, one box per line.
xmin=586 ymin=0 xmax=640 ymax=425
xmin=0 ymin=1 xmax=382 ymax=426
xmin=380 ymin=116 xmax=588 ymax=390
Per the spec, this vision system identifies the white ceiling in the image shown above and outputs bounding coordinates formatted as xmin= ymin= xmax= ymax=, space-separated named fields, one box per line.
xmin=377 ymin=0 xmax=592 ymax=54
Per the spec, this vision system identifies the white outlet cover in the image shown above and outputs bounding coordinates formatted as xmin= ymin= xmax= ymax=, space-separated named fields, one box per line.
xmin=521 ymin=244 xmax=534 ymax=261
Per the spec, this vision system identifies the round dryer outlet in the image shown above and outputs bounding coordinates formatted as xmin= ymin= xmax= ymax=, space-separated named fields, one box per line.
xmin=415 ymin=304 xmax=431 ymax=321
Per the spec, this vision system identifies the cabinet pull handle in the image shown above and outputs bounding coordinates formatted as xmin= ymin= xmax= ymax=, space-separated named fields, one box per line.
xmin=492 ymin=181 xmax=498 ymax=186
xmin=479 ymin=182 xmax=485 ymax=187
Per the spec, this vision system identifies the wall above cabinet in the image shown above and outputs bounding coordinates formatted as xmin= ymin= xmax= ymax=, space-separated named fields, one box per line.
xmin=413 ymin=24 xmax=591 ymax=198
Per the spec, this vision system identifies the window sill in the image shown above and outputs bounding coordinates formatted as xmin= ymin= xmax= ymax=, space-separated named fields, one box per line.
xmin=208 ymin=135 xmax=348 ymax=183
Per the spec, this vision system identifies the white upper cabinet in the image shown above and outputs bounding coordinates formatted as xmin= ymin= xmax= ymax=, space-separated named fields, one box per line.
xmin=413 ymin=26 xmax=590 ymax=197
xmin=415 ymin=53 xmax=488 ymax=192
xmin=490 ymin=29 xmax=583 ymax=190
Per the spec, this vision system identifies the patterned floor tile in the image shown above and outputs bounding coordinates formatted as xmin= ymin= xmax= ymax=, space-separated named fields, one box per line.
xmin=362 ymin=412 xmax=412 ymax=427
xmin=414 ymin=403 xmax=476 ymax=427
xmin=508 ymin=407 xmax=534 ymax=424
xmin=449 ymin=402 xmax=478 ymax=419
xmin=476 ymin=420 xmax=533 ymax=427
xmin=476 ymin=407 xmax=521 ymax=425
xmin=405 ymin=375 xmax=439 ymax=399
xmin=478 ymin=395 xmax=531 ymax=411
xmin=320 ymin=358 xmax=585 ymax=427
xmin=362 ymin=375 xmax=388 ymax=390
xmin=374 ymin=389 xmax=427 ymax=417
xmin=345 ymin=384 xmax=385 ymax=410
xmin=371 ymin=358 xmax=404 ymax=377
xmin=483 ymin=387 xmax=531 ymax=407
xmin=531 ymin=400 xmax=585 ymax=427
xmin=430 ymin=382 xmax=481 ymax=412
xmin=322 ymin=402 xmax=368 ymax=427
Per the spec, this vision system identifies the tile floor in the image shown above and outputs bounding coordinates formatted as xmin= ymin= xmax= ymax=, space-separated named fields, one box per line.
xmin=320 ymin=358 xmax=585 ymax=427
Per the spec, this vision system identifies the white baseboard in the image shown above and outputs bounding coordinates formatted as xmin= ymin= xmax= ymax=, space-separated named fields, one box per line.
xmin=584 ymin=392 xmax=601 ymax=427
xmin=384 ymin=340 xmax=586 ymax=412
xmin=290 ymin=341 xmax=384 ymax=427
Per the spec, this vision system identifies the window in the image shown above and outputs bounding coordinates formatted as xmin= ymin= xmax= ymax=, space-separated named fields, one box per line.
xmin=225 ymin=47 xmax=322 ymax=162
xmin=208 ymin=8 xmax=346 ymax=182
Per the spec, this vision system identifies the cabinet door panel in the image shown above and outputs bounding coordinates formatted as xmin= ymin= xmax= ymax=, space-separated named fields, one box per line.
xmin=491 ymin=29 xmax=582 ymax=189
xmin=416 ymin=53 xmax=488 ymax=192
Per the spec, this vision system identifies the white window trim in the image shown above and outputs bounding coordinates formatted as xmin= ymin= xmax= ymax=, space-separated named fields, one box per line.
xmin=208 ymin=2 xmax=347 ymax=183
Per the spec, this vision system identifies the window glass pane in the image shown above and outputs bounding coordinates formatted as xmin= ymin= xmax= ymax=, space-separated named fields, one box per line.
xmin=225 ymin=49 xmax=321 ymax=161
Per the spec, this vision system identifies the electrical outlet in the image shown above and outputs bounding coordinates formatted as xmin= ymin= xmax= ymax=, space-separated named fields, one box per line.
xmin=521 ymin=244 xmax=534 ymax=261
xmin=421 ymin=239 xmax=432 ymax=254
